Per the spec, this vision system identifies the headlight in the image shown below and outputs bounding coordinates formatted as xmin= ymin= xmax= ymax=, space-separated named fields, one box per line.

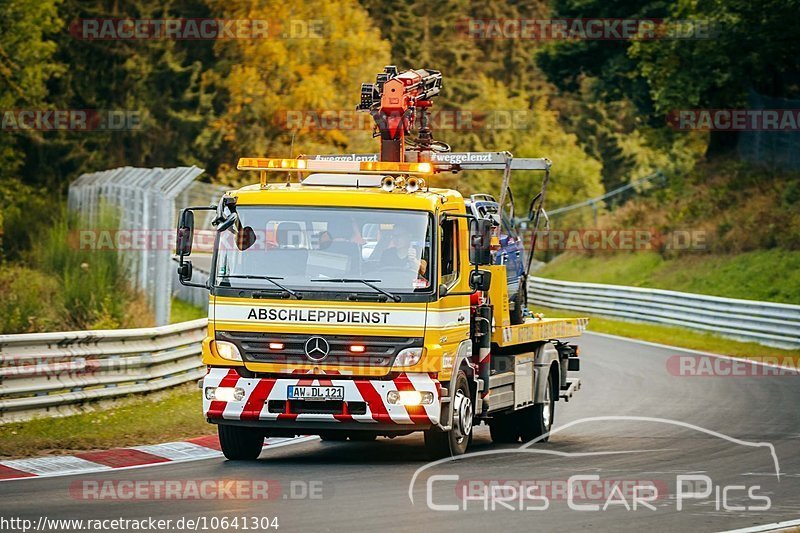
xmin=387 ymin=390 xmax=434 ymax=405
xmin=205 ymin=387 xmax=245 ymax=402
xmin=214 ymin=340 xmax=242 ymax=362
xmin=394 ymin=347 xmax=424 ymax=367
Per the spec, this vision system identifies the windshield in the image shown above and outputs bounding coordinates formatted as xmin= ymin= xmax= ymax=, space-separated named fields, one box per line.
xmin=215 ymin=206 xmax=433 ymax=294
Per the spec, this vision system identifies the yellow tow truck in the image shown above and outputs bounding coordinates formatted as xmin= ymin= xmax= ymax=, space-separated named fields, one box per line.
xmin=175 ymin=66 xmax=587 ymax=459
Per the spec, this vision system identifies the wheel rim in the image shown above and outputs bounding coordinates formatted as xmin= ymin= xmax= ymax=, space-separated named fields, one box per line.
xmin=453 ymin=389 xmax=473 ymax=444
xmin=542 ymin=380 xmax=552 ymax=429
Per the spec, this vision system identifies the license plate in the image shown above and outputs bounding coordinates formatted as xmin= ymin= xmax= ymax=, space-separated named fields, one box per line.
xmin=287 ymin=385 xmax=344 ymax=401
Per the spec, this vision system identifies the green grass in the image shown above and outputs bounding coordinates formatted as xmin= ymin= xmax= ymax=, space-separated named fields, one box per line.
xmin=537 ymin=250 xmax=800 ymax=304
xmin=170 ymin=298 xmax=206 ymax=323
xmin=1 ymin=208 xmax=155 ymax=333
xmin=535 ymin=306 xmax=800 ymax=360
xmin=0 ymin=385 xmax=210 ymax=459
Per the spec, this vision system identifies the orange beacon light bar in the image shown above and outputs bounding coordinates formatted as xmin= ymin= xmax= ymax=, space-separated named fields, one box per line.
xmin=236 ymin=158 xmax=433 ymax=175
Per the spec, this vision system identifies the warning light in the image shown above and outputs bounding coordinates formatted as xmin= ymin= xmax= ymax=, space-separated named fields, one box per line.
xmin=359 ymin=161 xmax=432 ymax=174
xmin=237 ymin=157 xmax=434 ymax=175
xmin=237 ymin=158 xmax=307 ymax=171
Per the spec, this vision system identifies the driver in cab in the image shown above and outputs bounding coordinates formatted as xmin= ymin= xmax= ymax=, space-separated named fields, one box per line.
xmin=379 ymin=228 xmax=429 ymax=287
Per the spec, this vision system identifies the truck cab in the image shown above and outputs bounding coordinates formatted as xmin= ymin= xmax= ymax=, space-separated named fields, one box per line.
xmin=177 ymin=156 xmax=585 ymax=460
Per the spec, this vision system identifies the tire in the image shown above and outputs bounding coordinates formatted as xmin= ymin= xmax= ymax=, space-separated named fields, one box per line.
xmin=509 ymin=275 xmax=528 ymax=325
xmin=519 ymin=369 xmax=555 ymax=443
xmin=489 ymin=412 xmax=519 ymax=443
xmin=218 ymin=424 xmax=264 ymax=460
xmin=424 ymin=371 xmax=474 ymax=459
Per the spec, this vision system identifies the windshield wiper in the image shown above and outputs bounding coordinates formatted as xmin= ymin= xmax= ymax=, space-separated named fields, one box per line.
xmin=310 ymin=278 xmax=401 ymax=302
xmin=218 ymin=275 xmax=302 ymax=299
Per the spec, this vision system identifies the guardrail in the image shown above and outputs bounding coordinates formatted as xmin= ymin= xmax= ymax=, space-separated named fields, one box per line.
xmin=5 ymin=279 xmax=797 ymax=423
xmin=0 ymin=319 xmax=208 ymax=423
xmin=528 ymin=277 xmax=800 ymax=349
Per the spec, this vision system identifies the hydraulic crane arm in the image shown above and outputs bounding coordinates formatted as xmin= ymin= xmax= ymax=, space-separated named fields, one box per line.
xmin=357 ymin=65 xmax=442 ymax=162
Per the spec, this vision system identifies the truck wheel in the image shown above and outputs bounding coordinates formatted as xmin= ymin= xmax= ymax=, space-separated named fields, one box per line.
xmin=489 ymin=412 xmax=519 ymax=443
xmin=424 ymin=371 xmax=473 ymax=459
xmin=509 ymin=275 xmax=528 ymax=325
xmin=519 ymin=369 xmax=555 ymax=443
xmin=218 ymin=424 xmax=264 ymax=460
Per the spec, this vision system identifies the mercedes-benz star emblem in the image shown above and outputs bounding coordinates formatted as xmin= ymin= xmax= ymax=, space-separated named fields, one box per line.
xmin=304 ymin=336 xmax=330 ymax=361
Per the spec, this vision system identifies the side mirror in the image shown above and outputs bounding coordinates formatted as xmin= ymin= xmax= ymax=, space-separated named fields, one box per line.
xmin=177 ymin=260 xmax=193 ymax=282
xmin=469 ymin=218 xmax=493 ymax=266
xmin=176 ymin=209 xmax=194 ymax=257
xmin=469 ymin=269 xmax=492 ymax=292
xmin=217 ymin=212 xmax=238 ymax=233
xmin=236 ymin=226 xmax=257 ymax=251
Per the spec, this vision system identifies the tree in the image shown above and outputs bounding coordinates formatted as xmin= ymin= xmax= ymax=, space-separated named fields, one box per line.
xmin=0 ymin=0 xmax=63 ymax=183
xmin=202 ymin=0 xmax=391 ymax=183
xmin=630 ymin=0 xmax=800 ymax=155
xmin=538 ymin=0 xmax=800 ymax=158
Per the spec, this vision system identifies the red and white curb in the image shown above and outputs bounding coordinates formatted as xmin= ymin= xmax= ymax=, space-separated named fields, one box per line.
xmin=0 ymin=435 xmax=315 ymax=482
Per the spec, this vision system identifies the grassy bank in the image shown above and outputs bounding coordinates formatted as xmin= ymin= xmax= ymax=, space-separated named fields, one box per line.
xmin=536 ymin=250 xmax=800 ymax=304
xmin=1 ymin=211 xmax=154 ymax=334
xmin=535 ymin=306 xmax=800 ymax=360
xmin=0 ymin=385 xmax=209 ymax=459
xmin=170 ymin=298 xmax=207 ymax=323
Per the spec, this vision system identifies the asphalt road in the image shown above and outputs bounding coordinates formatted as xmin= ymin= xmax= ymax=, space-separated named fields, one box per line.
xmin=2 ymin=333 xmax=799 ymax=533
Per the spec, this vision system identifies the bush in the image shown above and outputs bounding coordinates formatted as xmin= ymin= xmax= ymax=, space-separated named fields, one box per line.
xmin=0 ymin=178 xmax=58 ymax=262
xmin=32 ymin=214 xmax=154 ymax=331
xmin=587 ymin=158 xmax=800 ymax=257
xmin=0 ymin=266 xmax=64 ymax=333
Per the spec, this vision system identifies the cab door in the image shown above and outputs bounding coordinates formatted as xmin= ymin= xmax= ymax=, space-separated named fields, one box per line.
xmin=429 ymin=210 xmax=471 ymax=382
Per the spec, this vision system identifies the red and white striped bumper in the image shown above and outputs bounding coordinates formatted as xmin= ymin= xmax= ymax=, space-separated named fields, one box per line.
xmin=202 ymin=368 xmax=441 ymax=426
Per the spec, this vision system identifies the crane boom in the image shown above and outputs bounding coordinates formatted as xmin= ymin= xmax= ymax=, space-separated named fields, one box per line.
xmin=357 ymin=65 xmax=442 ymax=162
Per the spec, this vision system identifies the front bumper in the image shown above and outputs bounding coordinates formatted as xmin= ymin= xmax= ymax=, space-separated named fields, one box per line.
xmin=202 ymin=367 xmax=442 ymax=427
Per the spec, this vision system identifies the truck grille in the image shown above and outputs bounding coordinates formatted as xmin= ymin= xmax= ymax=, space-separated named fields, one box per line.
xmin=217 ymin=331 xmax=422 ymax=367
xmin=267 ymin=400 xmax=368 ymax=416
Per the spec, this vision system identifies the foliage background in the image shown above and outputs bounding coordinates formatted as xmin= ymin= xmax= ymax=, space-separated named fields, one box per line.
xmin=1 ymin=0 xmax=798 ymax=330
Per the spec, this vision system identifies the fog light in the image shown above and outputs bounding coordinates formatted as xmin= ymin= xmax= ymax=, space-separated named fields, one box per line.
xmin=206 ymin=386 xmax=245 ymax=402
xmin=387 ymin=390 xmax=434 ymax=406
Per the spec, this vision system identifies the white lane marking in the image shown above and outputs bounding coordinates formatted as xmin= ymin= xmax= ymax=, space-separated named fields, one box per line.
xmin=721 ymin=517 xmax=800 ymax=533
xmin=132 ymin=441 xmax=221 ymax=461
xmin=584 ymin=331 xmax=799 ymax=372
xmin=1 ymin=456 xmax=111 ymax=476
xmin=0 ymin=436 xmax=320 ymax=482
xmin=263 ymin=436 xmax=318 ymax=449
